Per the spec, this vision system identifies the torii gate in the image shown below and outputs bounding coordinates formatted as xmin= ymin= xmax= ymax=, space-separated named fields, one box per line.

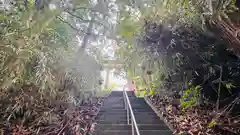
xmin=102 ymin=59 xmax=136 ymax=91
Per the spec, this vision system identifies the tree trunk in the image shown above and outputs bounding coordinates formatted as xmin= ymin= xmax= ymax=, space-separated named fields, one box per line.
xmin=104 ymin=68 xmax=110 ymax=89
xmin=79 ymin=14 xmax=95 ymax=50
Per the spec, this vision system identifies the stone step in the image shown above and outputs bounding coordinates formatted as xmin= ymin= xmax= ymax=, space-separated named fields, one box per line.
xmin=96 ymin=114 xmax=161 ymax=121
xmin=105 ymin=97 xmax=144 ymax=100
xmin=108 ymin=91 xmax=135 ymax=97
xmin=103 ymin=102 xmax=150 ymax=106
xmin=94 ymin=92 xmax=172 ymax=135
xmin=132 ymin=108 xmax=153 ymax=111
xmin=130 ymin=101 xmax=148 ymax=104
xmin=93 ymin=130 xmax=173 ymax=135
xmin=97 ymin=118 xmax=165 ymax=124
xmin=102 ymin=103 xmax=150 ymax=106
xmin=103 ymin=101 xmax=147 ymax=106
xmin=97 ymin=111 xmax=157 ymax=116
xmin=105 ymin=100 xmax=145 ymax=103
xmin=101 ymin=106 xmax=152 ymax=109
xmin=99 ymin=108 xmax=153 ymax=113
xmin=97 ymin=111 xmax=159 ymax=116
xmin=101 ymin=106 xmax=152 ymax=110
xmin=99 ymin=108 xmax=154 ymax=113
xmin=95 ymin=124 xmax=169 ymax=131
xmin=106 ymin=97 xmax=136 ymax=100
xmin=103 ymin=101 xmax=148 ymax=105
xmin=103 ymin=99 xmax=146 ymax=104
xmin=102 ymin=103 xmax=150 ymax=108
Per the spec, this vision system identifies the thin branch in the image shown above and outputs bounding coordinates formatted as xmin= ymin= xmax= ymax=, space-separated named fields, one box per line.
xmin=80 ymin=14 xmax=95 ymax=50
xmin=214 ymin=97 xmax=240 ymax=119
xmin=64 ymin=10 xmax=110 ymax=30
xmin=56 ymin=16 xmax=118 ymax=44
xmin=216 ymin=65 xmax=222 ymax=111
xmin=57 ymin=16 xmax=82 ymax=33
xmin=56 ymin=16 xmax=85 ymax=35
xmin=64 ymin=11 xmax=91 ymax=23
xmin=65 ymin=6 xmax=110 ymax=17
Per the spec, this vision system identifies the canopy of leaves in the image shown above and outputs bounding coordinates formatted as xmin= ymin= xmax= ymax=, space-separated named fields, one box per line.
xmin=0 ymin=0 xmax=116 ymax=134
xmin=115 ymin=0 xmax=240 ymax=134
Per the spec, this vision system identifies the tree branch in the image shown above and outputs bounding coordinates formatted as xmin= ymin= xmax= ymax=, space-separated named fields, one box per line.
xmin=80 ymin=13 xmax=95 ymax=50
xmin=216 ymin=65 xmax=222 ymax=111
xmin=65 ymin=6 xmax=110 ymax=17
xmin=64 ymin=10 xmax=110 ymax=30
xmin=64 ymin=10 xmax=91 ymax=23
xmin=56 ymin=16 xmax=85 ymax=35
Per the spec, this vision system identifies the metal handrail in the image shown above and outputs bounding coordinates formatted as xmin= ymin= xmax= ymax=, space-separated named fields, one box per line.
xmin=123 ymin=89 xmax=140 ymax=135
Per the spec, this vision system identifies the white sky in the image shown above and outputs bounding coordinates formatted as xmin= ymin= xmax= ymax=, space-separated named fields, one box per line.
xmin=101 ymin=69 xmax=127 ymax=88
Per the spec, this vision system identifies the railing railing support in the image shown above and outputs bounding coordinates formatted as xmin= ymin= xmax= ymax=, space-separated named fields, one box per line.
xmin=123 ymin=89 xmax=140 ymax=135
xmin=127 ymin=105 xmax=130 ymax=124
xmin=132 ymin=118 xmax=134 ymax=135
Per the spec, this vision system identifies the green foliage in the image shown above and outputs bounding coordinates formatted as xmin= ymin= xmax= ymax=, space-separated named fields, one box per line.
xmin=180 ymin=85 xmax=202 ymax=110
xmin=115 ymin=0 xmax=239 ymax=105
xmin=208 ymin=119 xmax=217 ymax=128
xmin=103 ymin=83 xmax=118 ymax=91
xmin=0 ymin=1 xmax=103 ymax=104
xmin=117 ymin=17 xmax=141 ymax=42
xmin=225 ymin=82 xmax=236 ymax=90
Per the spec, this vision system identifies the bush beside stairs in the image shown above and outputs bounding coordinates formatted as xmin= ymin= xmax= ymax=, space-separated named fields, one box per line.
xmin=94 ymin=91 xmax=172 ymax=135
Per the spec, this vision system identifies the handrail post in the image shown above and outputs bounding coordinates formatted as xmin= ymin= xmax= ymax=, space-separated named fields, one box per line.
xmin=132 ymin=116 xmax=134 ymax=135
xmin=123 ymin=90 xmax=126 ymax=109
xmin=127 ymin=106 xmax=130 ymax=124
xmin=123 ymin=89 xmax=140 ymax=135
xmin=125 ymin=95 xmax=127 ymax=110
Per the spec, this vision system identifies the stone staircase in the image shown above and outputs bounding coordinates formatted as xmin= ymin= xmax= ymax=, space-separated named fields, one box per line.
xmin=94 ymin=91 xmax=172 ymax=135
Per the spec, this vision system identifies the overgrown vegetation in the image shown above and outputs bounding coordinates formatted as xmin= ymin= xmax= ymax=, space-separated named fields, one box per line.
xmin=116 ymin=0 xmax=240 ymax=134
xmin=181 ymin=85 xmax=201 ymax=110
xmin=0 ymin=0 xmax=114 ymax=134
xmin=1 ymin=0 xmax=240 ymax=134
